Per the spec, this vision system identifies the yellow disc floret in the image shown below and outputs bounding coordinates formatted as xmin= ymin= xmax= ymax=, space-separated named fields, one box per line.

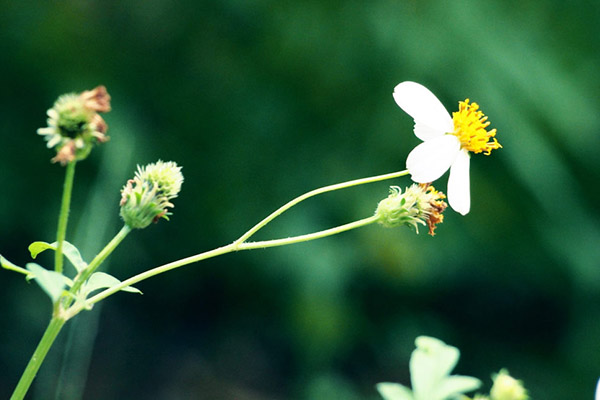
xmin=451 ymin=99 xmax=501 ymax=155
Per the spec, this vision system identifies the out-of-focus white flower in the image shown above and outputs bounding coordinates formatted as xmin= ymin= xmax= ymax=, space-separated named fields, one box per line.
xmin=37 ymin=86 xmax=111 ymax=165
xmin=393 ymin=81 xmax=501 ymax=215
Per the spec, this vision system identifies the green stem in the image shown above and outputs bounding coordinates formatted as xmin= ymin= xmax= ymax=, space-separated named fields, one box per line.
xmin=55 ymin=161 xmax=76 ymax=274
xmin=237 ymin=215 xmax=379 ymax=250
xmin=10 ymin=317 xmax=66 ymax=400
xmin=233 ymin=169 xmax=408 ymax=245
xmin=84 ymin=169 xmax=408 ymax=307
xmin=83 ymin=243 xmax=237 ymax=307
xmin=68 ymin=225 xmax=132 ymax=299
xmin=85 ymin=215 xmax=379 ymax=307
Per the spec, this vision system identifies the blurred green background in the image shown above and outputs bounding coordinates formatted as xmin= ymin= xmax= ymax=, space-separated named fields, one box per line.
xmin=1 ymin=0 xmax=599 ymax=399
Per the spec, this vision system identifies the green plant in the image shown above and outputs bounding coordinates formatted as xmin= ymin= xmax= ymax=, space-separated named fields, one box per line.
xmin=2 ymin=81 xmax=504 ymax=399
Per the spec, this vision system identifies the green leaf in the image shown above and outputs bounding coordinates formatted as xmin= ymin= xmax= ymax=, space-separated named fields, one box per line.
xmin=28 ymin=241 xmax=88 ymax=272
xmin=376 ymin=383 xmax=414 ymax=400
xmin=28 ymin=241 xmax=56 ymax=259
xmin=26 ymin=263 xmax=68 ymax=303
xmin=84 ymin=272 xmax=142 ymax=296
xmin=60 ymin=241 xmax=87 ymax=272
xmin=435 ymin=376 xmax=481 ymax=400
xmin=1 ymin=255 xmax=31 ymax=276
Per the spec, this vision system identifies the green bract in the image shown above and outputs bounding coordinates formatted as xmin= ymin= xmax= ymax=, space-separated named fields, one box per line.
xmin=375 ymin=184 xmax=447 ymax=235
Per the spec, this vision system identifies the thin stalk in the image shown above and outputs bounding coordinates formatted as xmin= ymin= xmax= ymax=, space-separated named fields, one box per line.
xmin=85 ymin=215 xmax=379 ymax=307
xmin=10 ymin=317 xmax=66 ymax=400
xmin=233 ymin=169 xmax=408 ymax=245
xmin=83 ymin=243 xmax=237 ymax=307
xmin=55 ymin=161 xmax=76 ymax=274
xmin=237 ymin=215 xmax=379 ymax=250
xmin=85 ymin=170 xmax=409 ymax=307
xmin=68 ymin=225 xmax=132 ymax=299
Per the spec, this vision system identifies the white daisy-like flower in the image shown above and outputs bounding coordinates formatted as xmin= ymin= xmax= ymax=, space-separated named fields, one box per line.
xmin=393 ymin=81 xmax=501 ymax=215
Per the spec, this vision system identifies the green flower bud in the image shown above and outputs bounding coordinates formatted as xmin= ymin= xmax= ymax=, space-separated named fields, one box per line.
xmin=37 ymin=86 xmax=111 ymax=165
xmin=136 ymin=160 xmax=184 ymax=199
xmin=375 ymin=184 xmax=447 ymax=236
xmin=119 ymin=161 xmax=184 ymax=229
xmin=490 ymin=370 xmax=528 ymax=400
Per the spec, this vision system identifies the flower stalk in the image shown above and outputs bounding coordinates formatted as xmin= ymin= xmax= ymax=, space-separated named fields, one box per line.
xmin=234 ymin=169 xmax=410 ymax=245
xmin=54 ymin=161 xmax=76 ymax=274
xmin=83 ymin=170 xmax=412 ymax=308
xmin=66 ymin=225 xmax=132 ymax=306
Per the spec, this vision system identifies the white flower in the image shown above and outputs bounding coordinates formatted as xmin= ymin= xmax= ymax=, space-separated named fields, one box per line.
xmin=393 ymin=81 xmax=501 ymax=215
xmin=596 ymin=378 xmax=600 ymax=400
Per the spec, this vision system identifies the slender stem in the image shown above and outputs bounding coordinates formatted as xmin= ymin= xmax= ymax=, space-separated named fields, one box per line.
xmin=10 ymin=317 xmax=66 ymax=400
xmin=84 ymin=243 xmax=237 ymax=307
xmin=237 ymin=215 xmax=379 ymax=250
xmin=85 ymin=215 xmax=380 ymax=307
xmin=85 ymin=170 xmax=409 ymax=307
xmin=68 ymin=225 xmax=132 ymax=299
xmin=233 ymin=169 xmax=408 ymax=245
xmin=55 ymin=161 xmax=76 ymax=274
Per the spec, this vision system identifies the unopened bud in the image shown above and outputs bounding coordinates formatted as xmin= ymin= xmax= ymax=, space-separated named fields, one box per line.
xmin=490 ymin=370 xmax=528 ymax=400
xmin=119 ymin=161 xmax=184 ymax=229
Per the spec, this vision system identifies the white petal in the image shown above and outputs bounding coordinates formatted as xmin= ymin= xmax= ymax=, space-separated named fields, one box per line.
xmin=393 ymin=81 xmax=453 ymax=136
xmin=406 ymin=135 xmax=461 ymax=183
xmin=47 ymin=109 xmax=59 ymax=119
xmin=414 ymin=119 xmax=446 ymax=141
xmin=47 ymin=135 xmax=62 ymax=148
xmin=37 ymin=127 xmax=55 ymax=135
xmin=447 ymin=149 xmax=471 ymax=215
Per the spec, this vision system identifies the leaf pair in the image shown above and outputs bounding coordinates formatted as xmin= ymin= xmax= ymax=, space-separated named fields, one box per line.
xmin=1 ymin=241 xmax=140 ymax=306
xmin=1 ymin=255 xmax=73 ymax=303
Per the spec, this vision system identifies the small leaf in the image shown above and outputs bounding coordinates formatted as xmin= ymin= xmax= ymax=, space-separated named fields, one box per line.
xmin=60 ymin=241 xmax=87 ymax=272
xmin=1 ymin=255 xmax=31 ymax=276
xmin=26 ymin=263 xmax=68 ymax=303
xmin=85 ymin=272 xmax=142 ymax=296
xmin=376 ymin=383 xmax=414 ymax=400
xmin=28 ymin=241 xmax=55 ymax=259
xmin=28 ymin=241 xmax=88 ymax=272
xmin=0 ymin=256 xmax=31 ymax=277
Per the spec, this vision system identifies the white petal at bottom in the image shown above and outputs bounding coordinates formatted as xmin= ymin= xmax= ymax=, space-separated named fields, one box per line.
xmin=447 ymin=149 xmax=470 ymax=215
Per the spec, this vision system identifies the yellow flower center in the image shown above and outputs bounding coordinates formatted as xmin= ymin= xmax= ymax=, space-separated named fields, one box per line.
xmin=451 ymin=99 xmax=501 ymax=155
